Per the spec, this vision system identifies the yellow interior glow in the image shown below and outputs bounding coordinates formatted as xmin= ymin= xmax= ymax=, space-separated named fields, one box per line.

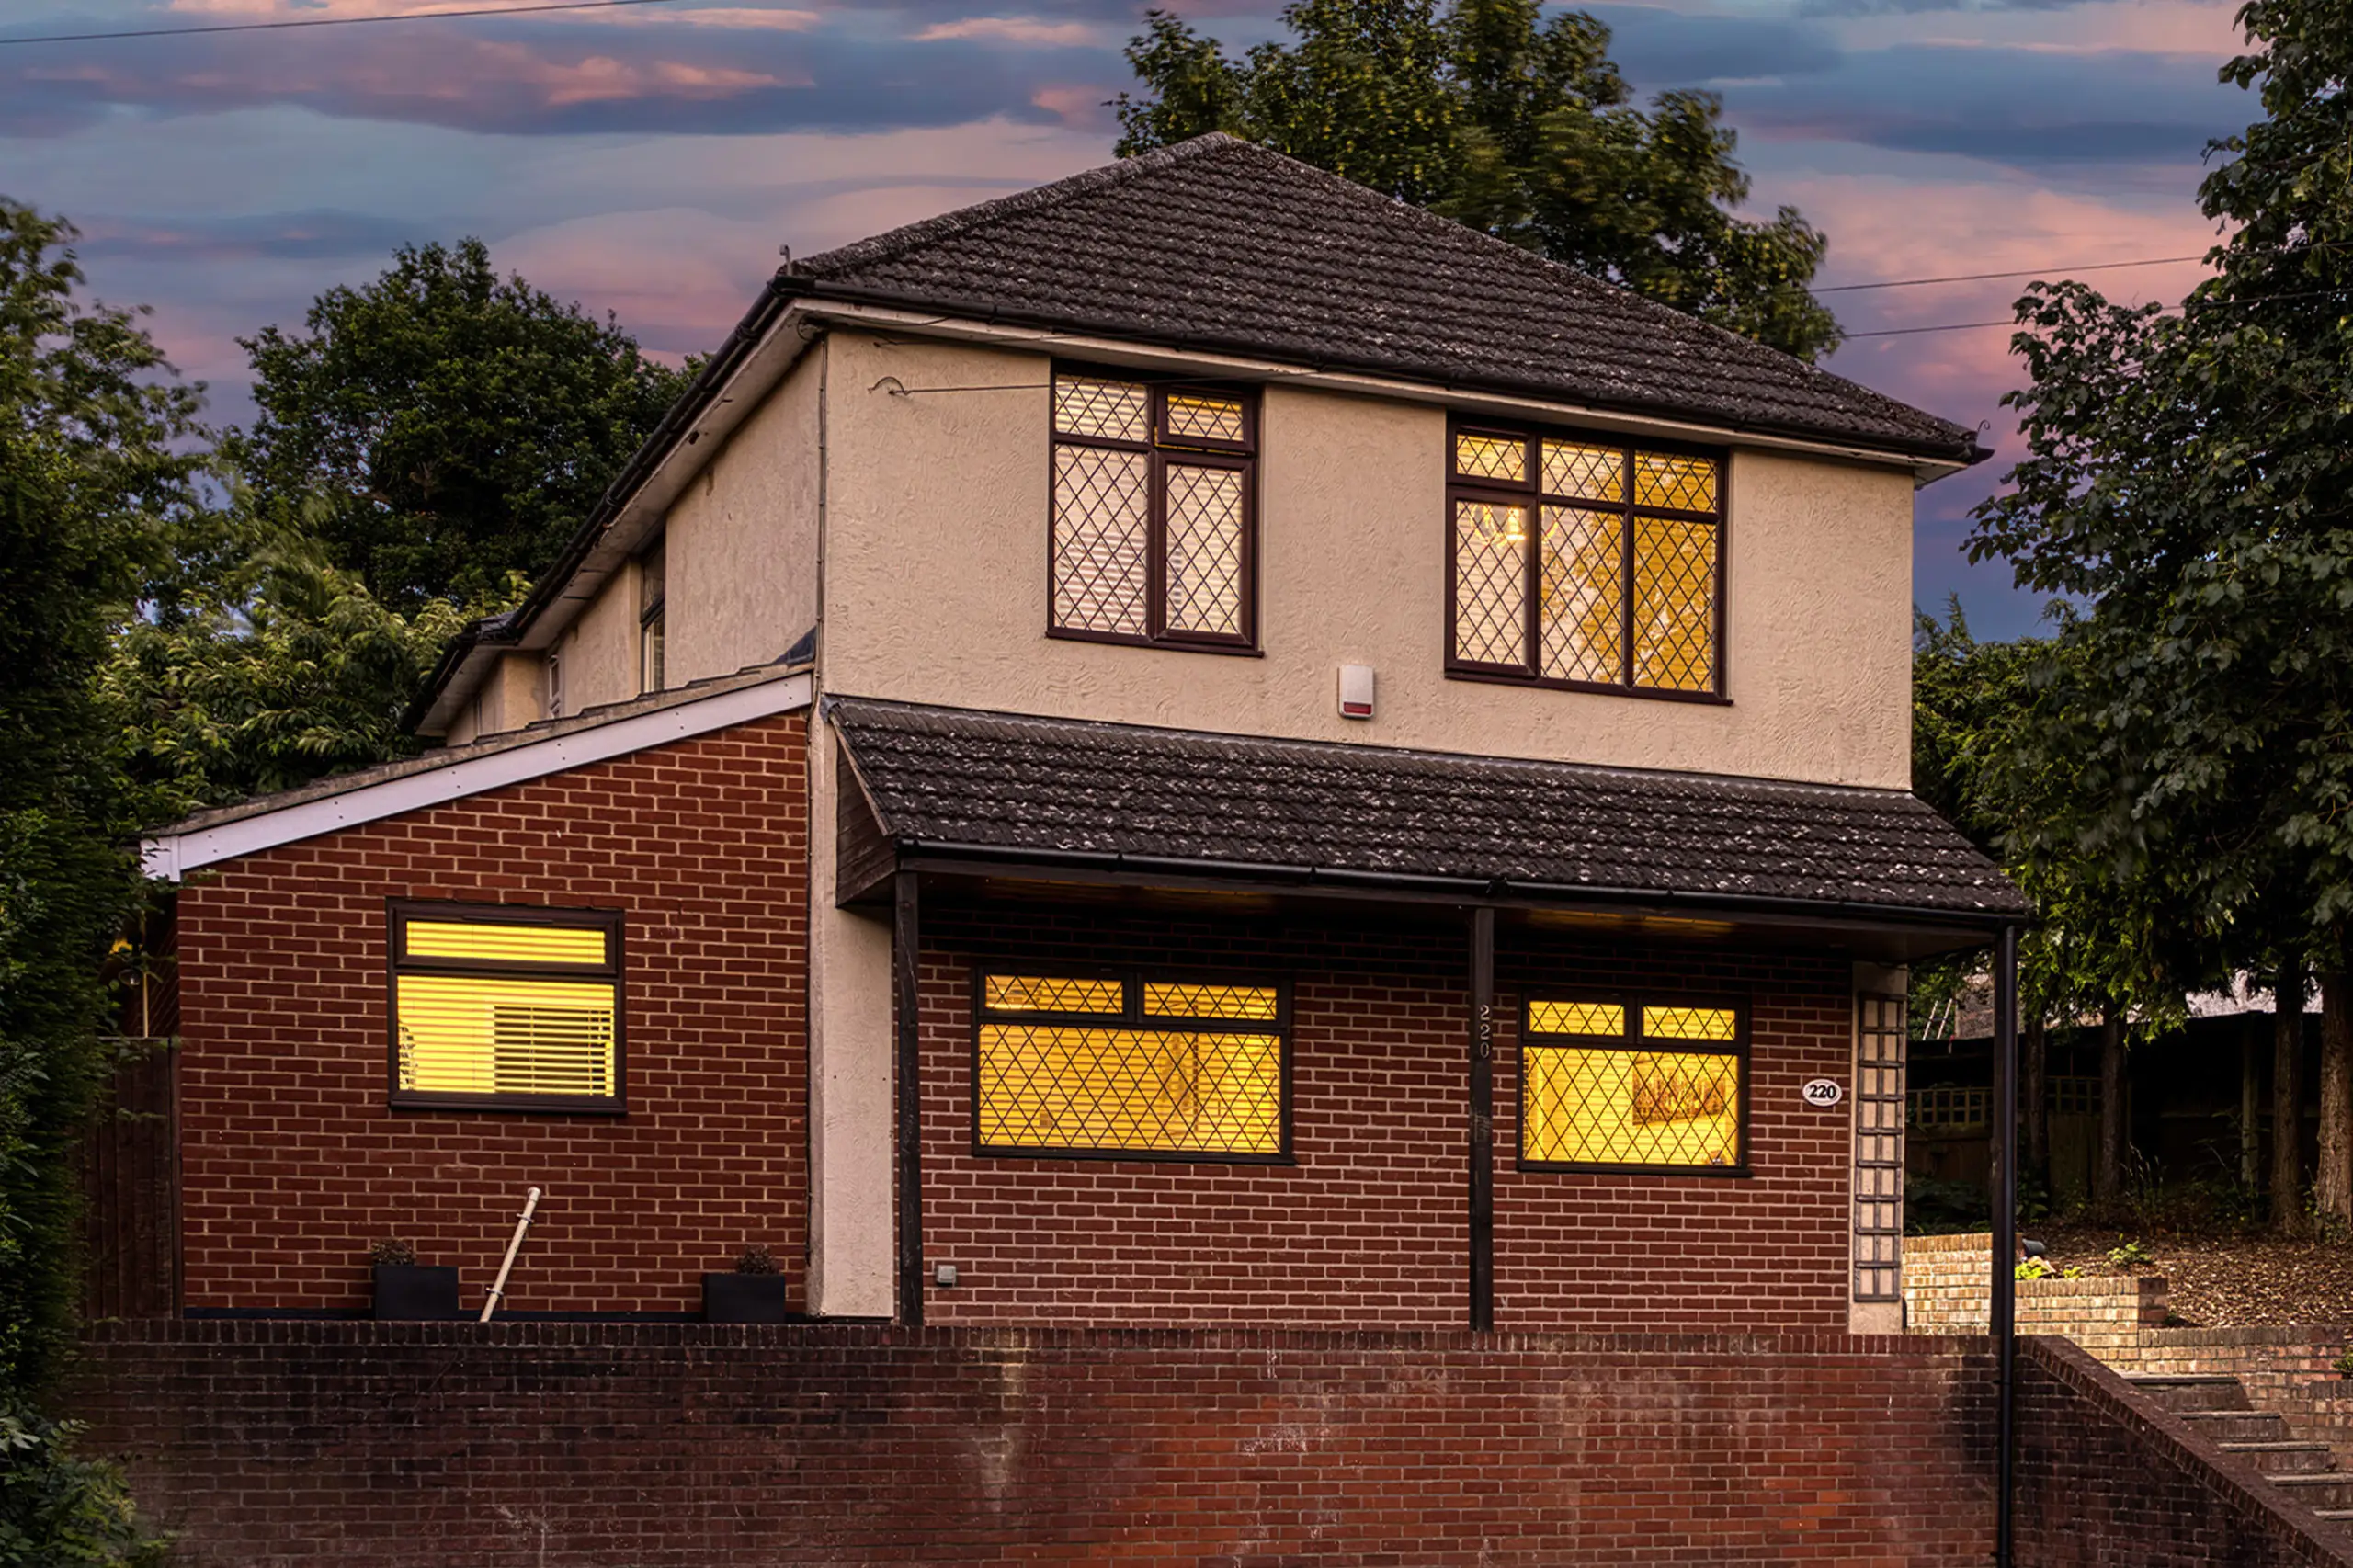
xmin=1540 ymin=441 xmax=1624 ymax=502
xmin=978 ymin=1024 xmax=1281 ymax=1154
xmin=1527 ymin=1000 xmax=1625 ymax=1037
xmin=1631 ymin=515 xmax=1716 ymax=691
xmin=1455 ymin=432 xmax=1528 ymax=483
xmin=1164 ymin=392 xmax=1245 ymax=444
xmin=1143 ymin=982 xmax=1278 ymax=1021
xmin=1642 ymin=1005 xmax=1736 ymax=1041
xmin=983 ymin=974 xmax=1126 ymax=1014
xmin=395 ymin=974 xmax=616 ymax=1098
xmin=1632 ymin=452 xmax=1719 ymax=511
xmin=405 ymin=920 xmax=606 ymax=967
xmin=1523 ymin=1046 xmax=1738 ymax=1166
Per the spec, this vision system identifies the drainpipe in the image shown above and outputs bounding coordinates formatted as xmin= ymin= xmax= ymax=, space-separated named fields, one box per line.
xmin=1991 ymin=925 xmax=2020 ymax=1564
xmin=479 ymin=1187 xmax=543 ymax=1323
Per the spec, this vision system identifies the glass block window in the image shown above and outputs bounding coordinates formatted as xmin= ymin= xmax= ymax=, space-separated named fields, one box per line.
xmin=1051 ymin=370 xmax=1256 ymax=650
xmin=1520 ymin=994 xmax=1745 ymax=1172
xmin=1855 ymin=993 xmax=1906 ymax=1302
xmin=389 ymin=903 xmax=623 ymax=1112
xmin=974 ymin=970 xmax=1287 ymax=1160
xmin=1449 ymin=425 xmax=1722 ymax=698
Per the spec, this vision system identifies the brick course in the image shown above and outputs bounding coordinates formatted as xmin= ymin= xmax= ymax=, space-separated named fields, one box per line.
xmin=1904 ymin=1233 xmax=2169 ymax=1352
xmin=917 ymin=906 xmax=1859 ymax=1331
xmin=72 ymin=1319 xmax=1998 ymax=1567
xmin=169 ymin=712 xmax=810 ymax=1315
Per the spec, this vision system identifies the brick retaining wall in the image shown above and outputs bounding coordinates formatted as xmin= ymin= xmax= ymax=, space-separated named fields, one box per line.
xmin=74 ymin=1321 xmax=1996 ymax=1567
xmin=1905 ymin=1232 xmax=2169 ymax=1350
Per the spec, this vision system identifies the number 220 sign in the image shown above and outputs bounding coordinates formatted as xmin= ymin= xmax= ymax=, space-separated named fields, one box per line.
xmin=1802 ymin=1078 xmax=1844 ymax=1108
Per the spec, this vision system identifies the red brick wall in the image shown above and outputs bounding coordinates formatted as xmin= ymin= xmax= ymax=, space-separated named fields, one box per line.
xmin=74 ymin=1320 xmax=1998 ymax=1567
xmin=170 ymin=712 xmax=809 ymax=1314
xmin=916 ymin=906 xmax=1857 ymax=1330
xmin=2016 ymin=1336 xmax=2353 ymax=1565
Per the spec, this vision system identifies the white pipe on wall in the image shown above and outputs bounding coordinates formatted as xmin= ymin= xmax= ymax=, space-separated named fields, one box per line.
xmin=479 ymin=1187 xmax=543 ymax=1323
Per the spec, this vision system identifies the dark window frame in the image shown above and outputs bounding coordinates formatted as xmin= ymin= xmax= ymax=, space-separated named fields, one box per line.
xmin=1048 ymin=365 xmax=1262 ymax=655
xmin=1446 ymin=416 xmax=1731 ymax=704
xmin=386 ymin=899 xmax=627 ymax=1116
xmin=1516 ymin=991 xmax=1750 ymax=1176
xmin=969 ymin=964 xmax=1294 ymax=1165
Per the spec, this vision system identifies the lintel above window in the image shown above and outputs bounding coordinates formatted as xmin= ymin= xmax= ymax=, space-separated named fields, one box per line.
xmin=1449 ymin=423 xmax=1726 ymax=701
xmin=1049 ymin=369 xmax=1258 ymax=653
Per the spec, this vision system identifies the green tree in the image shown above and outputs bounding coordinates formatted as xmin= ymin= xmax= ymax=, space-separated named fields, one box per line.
xmin=0 ymin=197 xmax=182 ymax=1559
xmin=1115 ymin=0 xmax=1839 ymax=360
xmin=1967 ymin=0 xmax=2353 ymax=1227
xmin=229 ymin=238 xmax=687 ymax=613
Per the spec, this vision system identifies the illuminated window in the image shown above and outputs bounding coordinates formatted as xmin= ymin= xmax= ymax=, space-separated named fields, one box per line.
xmin=974 ymin=971 xmax=1286 ymax=1160
xmin=389 ymin=903 xmax=622 ymax=1112
xmin=1520 ymin=995 xmax=1744 ymax=1172
xmin=1051 ymin=370 xmax=1256 ymax=650
xmin=1449 ymin=426 xmax=1722 ymax=697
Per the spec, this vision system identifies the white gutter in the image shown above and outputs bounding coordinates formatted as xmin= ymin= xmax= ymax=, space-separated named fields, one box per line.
xmin=144 ymin=672 xmax=812 ymax=881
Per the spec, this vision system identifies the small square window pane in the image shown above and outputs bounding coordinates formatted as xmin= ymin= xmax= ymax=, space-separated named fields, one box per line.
xmin=1527 ymin=1001 xmax=1625 ymax=1037
xmin=1455 ymin=432 xmax=1528 ymax=483
xmin=1165 ymin=392 xmax=1246 ymax=445
xmin=1054 ymin=377 xmax=1150 ymax=442
xmin=1633 ymin=452 xmax=1719 ymax=512
xmin=1541 ymin=441 xmax=1624 ymax=502
xmin=1641 ymin=1005 xmax=1736 ymax=1042
xmin=1453 ymin=500 xmax=1529 ymax=666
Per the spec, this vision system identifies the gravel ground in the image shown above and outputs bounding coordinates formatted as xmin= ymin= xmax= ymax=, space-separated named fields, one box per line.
xmin=2034 ymin=1222 xmax=2353 ymax=1327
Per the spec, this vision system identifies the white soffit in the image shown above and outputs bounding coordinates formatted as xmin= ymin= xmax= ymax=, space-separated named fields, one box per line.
xmin=142 ymin=673 xmax=813 ymax=881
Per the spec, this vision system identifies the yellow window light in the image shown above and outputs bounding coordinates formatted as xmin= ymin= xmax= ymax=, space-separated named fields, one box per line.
xmin=1455 ymin=431 xmax=1528 ymax=483
xmin=1642 ymin=1005 xmax=1737 ymax=1042
xmin=977 ymin=1024 xmax=1281 ymax=1156
xmin=1164 ymin=392 xmax=1247 ymax=444
xmin=1142 ymin=982 xmax=1279 ymax=1022
xmin=1527 ymin=999 xmax=1625 ymax=1037
xmin=983 ymin=975 xmax=1126 ymax=1014
xmin=405 ymin=920 xmax=607 ymax=968
xmin=1523 ymin=1046 xmax=1740 ymax=1168
xmin=394 ymin=974 xmax=617 ymax=1099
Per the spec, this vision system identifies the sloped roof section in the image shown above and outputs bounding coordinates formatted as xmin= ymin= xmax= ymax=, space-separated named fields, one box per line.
xmin=828 ymin=699 xmax=2029 ymax=920
xmin=790 ymin=134 xmax=1981 ymax=465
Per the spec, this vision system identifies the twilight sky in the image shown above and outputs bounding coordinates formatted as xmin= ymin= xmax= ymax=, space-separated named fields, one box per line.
xmin=2 ymin=0 xmax=2258 ymax=638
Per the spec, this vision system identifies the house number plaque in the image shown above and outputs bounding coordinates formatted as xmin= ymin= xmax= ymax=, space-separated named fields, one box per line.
xmin=1801 ymin=1078 xmax=1844 ymax=1108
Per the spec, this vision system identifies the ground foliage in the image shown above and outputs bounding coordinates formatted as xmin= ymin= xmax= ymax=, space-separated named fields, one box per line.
xmin=2039 ymin=1221 xmax=2353 ymax=1327
xmin=1114 ymin=0 xmax=1839 ymax=360
xmin=228 ymin=237 xmax=688 ymax=613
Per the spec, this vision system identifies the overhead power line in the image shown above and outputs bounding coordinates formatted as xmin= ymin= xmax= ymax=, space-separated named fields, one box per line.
xmin=1844 ymin=285 xmax=2347 ymax=340
xmin=0 ymin=0 xmax=685 ymax=46
xmin=1818 ymin=255 xmax=2211 ymax=294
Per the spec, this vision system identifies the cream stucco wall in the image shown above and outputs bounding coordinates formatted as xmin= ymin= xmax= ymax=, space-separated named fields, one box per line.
xmin=818 ymin=331 xmax=1916 ymax=789
xmin=666 ymin=346 xmax=824 ymax=687
xmin=561 ymin=558 xmax=644 ymax=717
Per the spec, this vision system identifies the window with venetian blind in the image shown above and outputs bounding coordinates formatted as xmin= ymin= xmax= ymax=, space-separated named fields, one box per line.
xmin=1519 ymin=997 xmax=1746 ymax=1173
xmin=388 ymin=903 xmax=623 ymax=1112
xmin=1050 ymin=370 xmax=1257 ymax=650
xmin=973 ymin=971 xmax=1288 ymax=1160
xmin=1449 ymin=425 xmax=1724 ymax=698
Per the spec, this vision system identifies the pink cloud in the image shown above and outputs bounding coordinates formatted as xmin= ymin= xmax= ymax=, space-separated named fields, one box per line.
xmin=914 ymin=17 xmax=1101 ymax=46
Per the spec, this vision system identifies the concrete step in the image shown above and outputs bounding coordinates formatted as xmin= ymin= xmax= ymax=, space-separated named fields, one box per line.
xmin=2219 ymin=1440 xmax=2337 ymax=1475
xmin=2125 ymin=1373 xmax=2252 ymax=1414
xmin=2181 ymin=1411 xmax=2291 ymax=1444
xmin=2268 ymin=1473 xmax=2353 ymax=1509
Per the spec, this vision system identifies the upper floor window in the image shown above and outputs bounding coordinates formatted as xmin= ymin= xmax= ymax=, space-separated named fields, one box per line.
xmin=389 ymin=902 xmax=623 ymax=1113
xmin=639 ymin=540 xmax=666 ymax=697
xmin=1050 ymin=370 xmax=1257 ymax=652
xmin=544 ymin=651 xmax=565 ymax=720
xmin=1448 ymin=425 xmax=1724 ymax=699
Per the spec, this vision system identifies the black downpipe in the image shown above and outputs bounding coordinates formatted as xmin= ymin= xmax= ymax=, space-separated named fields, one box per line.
xmin=1992 ymin=923 xmax=2019 ymax=1564
xmin=894 ymin=869 xmax=924 ymax=1327
xmin=1468 ymin=906 xmax=1495 ymax=1331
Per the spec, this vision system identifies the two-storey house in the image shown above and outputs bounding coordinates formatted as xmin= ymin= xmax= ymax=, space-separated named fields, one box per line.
xmin=131 ymin=133 xmax=2024 ymax=1335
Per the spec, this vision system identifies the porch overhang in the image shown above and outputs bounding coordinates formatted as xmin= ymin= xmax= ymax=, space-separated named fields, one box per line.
xmin=826 ymin=696 xmax=2029 ymax=962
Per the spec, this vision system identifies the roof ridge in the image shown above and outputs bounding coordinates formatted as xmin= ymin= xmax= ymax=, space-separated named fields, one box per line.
xmin=791 ymin=132 xmax=1252 ymax=282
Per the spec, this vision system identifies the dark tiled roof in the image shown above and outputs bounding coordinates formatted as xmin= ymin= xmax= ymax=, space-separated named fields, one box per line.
xmin=829 ymin=699 xmax=2028 ymax=921
xmin=791 ymin=134 xmax=1981 ymax=465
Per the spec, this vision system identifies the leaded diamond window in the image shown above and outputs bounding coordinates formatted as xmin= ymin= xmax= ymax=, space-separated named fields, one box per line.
xmin=1520 ymin=994 xmax=1745 ymax=1173
xmin=1051 ymin=370 xmax=1256 ymax=650
xmin=1449 ymin=425 xmax=1723 ymax=698
xmin=975 ymin=971 xmax=1289 ymax=1160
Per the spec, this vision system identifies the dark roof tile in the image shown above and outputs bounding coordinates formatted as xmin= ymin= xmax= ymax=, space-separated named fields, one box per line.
xmin=829 ymin=698 xmax=2028 ymax=919
xmin=792 ymin=134 xmax=1980 ymax=464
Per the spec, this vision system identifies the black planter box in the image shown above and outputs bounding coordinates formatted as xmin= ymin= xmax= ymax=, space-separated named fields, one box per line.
xmin=372 ymin=1264 xmax=461 ymax=1321
xmin=703 ymin=1272 xmax=791 ymax=1323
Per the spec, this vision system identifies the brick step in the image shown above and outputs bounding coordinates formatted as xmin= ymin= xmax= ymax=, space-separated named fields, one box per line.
xmin=2124 ymin=1374 xmax=2251 ymax=1414
xmin=2181 ymin=1411 xmax=2290 ymax=1443
xmin=2268 ymin=1473 xmax=2353 ymax=1509
xmin=2219 ymin=1440 xmax=2337 ymax=1475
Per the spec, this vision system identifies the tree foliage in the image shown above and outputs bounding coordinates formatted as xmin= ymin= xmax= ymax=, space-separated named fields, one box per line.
xmin=1966 ymin=0 xmax=2353 ymax=1218
xmin=228 ymin=237 xmax=687 ymax=612
xmin=1115 ymin=0 xmax=1839 ymax=360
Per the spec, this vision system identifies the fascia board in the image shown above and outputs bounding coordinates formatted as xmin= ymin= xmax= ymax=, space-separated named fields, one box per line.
xmin=144 ymin=672 xmax=812 ymax=881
